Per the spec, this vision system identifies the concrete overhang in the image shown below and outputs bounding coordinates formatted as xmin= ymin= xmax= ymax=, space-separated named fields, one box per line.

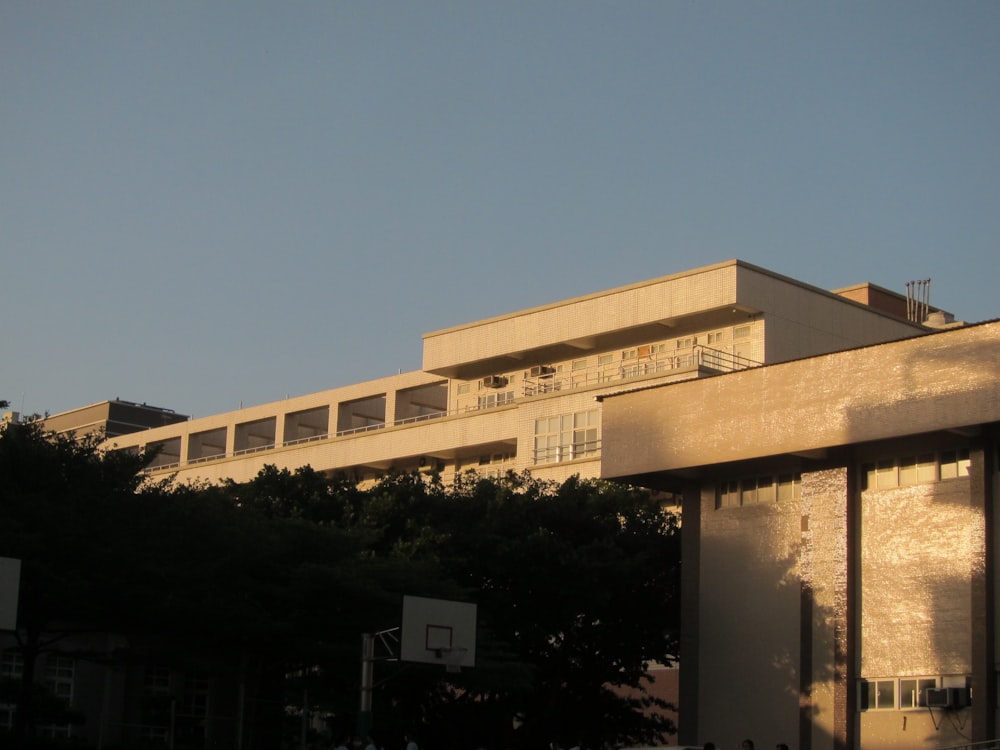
xmin=599 ymin=320 xmax=1000 ymax=481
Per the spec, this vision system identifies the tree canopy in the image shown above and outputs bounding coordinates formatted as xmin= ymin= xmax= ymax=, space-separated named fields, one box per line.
xmin=1 ymin=419 xmax=681 ymax=750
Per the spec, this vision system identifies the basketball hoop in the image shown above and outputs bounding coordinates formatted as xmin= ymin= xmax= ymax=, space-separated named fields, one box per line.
xmin=435 ymin=646 xmax=468 ymax=673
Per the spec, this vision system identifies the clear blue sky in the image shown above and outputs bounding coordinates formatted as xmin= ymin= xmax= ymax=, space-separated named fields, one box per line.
xmin=3 ymin=1 xmax=998 ymax=419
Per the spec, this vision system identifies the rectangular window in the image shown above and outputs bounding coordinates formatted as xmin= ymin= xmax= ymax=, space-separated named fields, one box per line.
xmin=457 ymin=383 xmax=470 ymax=395
xmin=478 ymin=391 xmax=514 ymax=410
xmin=777 ymin=475 xmax=800 ymax=503
xmin=865 ymin=679 xmax=896 ymax=710
xmin=139 ymin=726 xmax=169 ymax=744
xmin=0 ymin=651 xmax=22 ymax=731
xmin=571 ymin=359 xmax=588 ymax=371
xmin=864 ymin=450 xmax=970 ymax=490
xmin=717 ymin=475 xmax=797 ymax=508
xmin=675 ymin=337 xmax=694 ymax=349
xmin=533 ymin=409 xmax=600 ymax=464
xmin=45 ymin=656 xmax=74 ymax=699
xmin=900 ymin=678 xmax=937 ymax=709
xmin=940 ymin=449 xmax=970 ymax=480
xmin=145 ymin=666 xmax=171 ymax=693
xmin=707 ymin=331 xmax=725 ymax=345
xmin=718 ymin=481 xmax=740 ymax=508
xmin=183 ymin=676 xmax=210 ymax=718
xmin=39 ymin=657 xmax=75 ymax=738
xmin=756 ymin=477 xmax=776 ymax=504
xmin=597 ymin=353 xmax=614 ymax=366
xmin=1 ymin=651 xmax=23 ymax=679
xmin=733 ymin=325 xmax=751 ymax=340
xmin=876 ymin=460 xmax=897 ymax=488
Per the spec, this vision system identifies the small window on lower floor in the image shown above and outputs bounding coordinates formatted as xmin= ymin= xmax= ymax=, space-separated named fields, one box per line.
xmin=865 ymin=679 xmax=896 ymax=710
xmin=900 ymin=677 xmax=937 ymax=709
xmin=940 ymin=449 xmax=970 ymax=480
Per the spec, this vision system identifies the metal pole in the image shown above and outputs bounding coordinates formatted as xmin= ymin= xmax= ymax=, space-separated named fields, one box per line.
xmin=357 ymin=633 xmax=374 ymax=739
xmin=300 ymin=688 xmax=308 ymax=750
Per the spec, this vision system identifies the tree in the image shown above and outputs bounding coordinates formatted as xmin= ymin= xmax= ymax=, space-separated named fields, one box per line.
xmin=0 ymin=419 xmax=151 ymax=748
xmin=326 ymin=469 xmax=681 ymax=749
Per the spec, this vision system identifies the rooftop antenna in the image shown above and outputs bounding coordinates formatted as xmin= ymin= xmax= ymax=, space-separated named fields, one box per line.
xmin=905 ymin=278 xmax=931 ymax=323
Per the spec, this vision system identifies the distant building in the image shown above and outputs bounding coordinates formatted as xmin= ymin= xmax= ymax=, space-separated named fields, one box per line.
xmin=34 ymin=399 xmax=188 ymax=440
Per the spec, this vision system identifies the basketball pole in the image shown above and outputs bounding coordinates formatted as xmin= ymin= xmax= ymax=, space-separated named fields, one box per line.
xmin=357 ymin=633 xmax=374 ymax=739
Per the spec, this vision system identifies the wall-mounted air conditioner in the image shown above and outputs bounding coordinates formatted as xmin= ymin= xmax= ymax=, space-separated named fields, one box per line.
xmin=482 ymin=375 xmax=508 ymax=389
xmin=529 ymin=365 xmax=555 ymax=377
xmin=924 ymin=687 xmax=971 ymax=709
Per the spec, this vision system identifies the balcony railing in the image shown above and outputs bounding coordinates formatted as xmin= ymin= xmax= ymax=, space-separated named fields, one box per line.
xmin=532 ymin=439 xmax=602 ymax=465
xmin=139 ymin=346 xmax=758 ymax=473
xmin=523 ymin=345 xmax=759 ymax=396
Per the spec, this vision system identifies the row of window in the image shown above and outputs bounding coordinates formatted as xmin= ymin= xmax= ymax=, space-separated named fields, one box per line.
xmin=1 ymin=651 xmax=74 ymax=736
xmin=717 ymin=474 xmax=802 ymax=508
xmin=861 ymin=676 xmax=969 ymax=711
xmin=718 ymin=448 xmax=977 ymax=509
xmin=862 ymin=449 xmax=971 ymax=491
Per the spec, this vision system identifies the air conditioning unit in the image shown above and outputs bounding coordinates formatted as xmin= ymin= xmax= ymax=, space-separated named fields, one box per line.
xmin=925 ymin=688 xmax=949 ymax=707
xmin=924 ymin=687 xmax=971 ymax=709
xmin=529 ymin=365 xmax=555 ymax=377
xmin=482 ymin=375 xmax=508 ymax=388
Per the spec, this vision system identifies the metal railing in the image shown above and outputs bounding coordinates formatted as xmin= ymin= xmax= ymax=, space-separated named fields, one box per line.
xmin=532 ymin=439 xmax=602 ymax=465
xmin=142 ymin=346 xmax=758 ymax=472
xmin=522 ymin=345 xmax=759 ymax=397
xmin=942 ymin=742 xmax=1000 ymax=750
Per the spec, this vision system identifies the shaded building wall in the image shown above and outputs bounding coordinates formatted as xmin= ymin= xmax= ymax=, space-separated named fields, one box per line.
xmin=693 ymin=476 xmax=803 ymax=749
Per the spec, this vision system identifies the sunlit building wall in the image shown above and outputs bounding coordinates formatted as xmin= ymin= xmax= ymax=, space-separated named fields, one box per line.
xmin=88 ymin=260 xmax=932 ymax=489
xmin=600 ymin=320 xmax=1000 ymax=750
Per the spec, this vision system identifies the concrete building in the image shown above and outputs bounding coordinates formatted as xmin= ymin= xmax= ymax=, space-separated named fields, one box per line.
xmin=11 ymin=258 xmax=993 ymax=750
xmin=37 ymin=399 xmax=189 ymax=440
xmin=601 ymin=318 xmax=1000 ymax=750
xmin=94 ymin=260 xmax=936 ymax=489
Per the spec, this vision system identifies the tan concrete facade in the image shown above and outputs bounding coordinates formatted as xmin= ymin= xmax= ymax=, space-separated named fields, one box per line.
xmin=87 ymin=260 xmax=929 ymax=489
xmin=600 ymin=320 xmax=1000 ymax=750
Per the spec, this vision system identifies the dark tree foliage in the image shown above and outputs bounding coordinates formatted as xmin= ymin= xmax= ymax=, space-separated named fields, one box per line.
xmin=1 ymin=417 xmax=681 ymax=750
xmin=0 ymin=424 xmax=415 ymax=750
xmin=0 ymin=420 xmax=151 ymax=748
xmin=320 ymin=469 xmax=681 ymax=750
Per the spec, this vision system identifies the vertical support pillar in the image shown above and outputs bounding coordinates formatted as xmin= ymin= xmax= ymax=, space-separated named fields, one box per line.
xmin=677 ymin=483 xmax=702 ymax=747
xmin=970 ymin=440 xmax=996 ymax=741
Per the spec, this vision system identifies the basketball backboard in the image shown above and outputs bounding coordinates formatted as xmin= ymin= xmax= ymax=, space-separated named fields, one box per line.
xmin=399 ymin=595 xmax=476 ymax=671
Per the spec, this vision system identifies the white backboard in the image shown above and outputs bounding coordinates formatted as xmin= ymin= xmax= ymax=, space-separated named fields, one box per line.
xmin=0 ymin=557 xmax=21 ymax=631
xmin=399 ymin=595 xmax=477 ymax=669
